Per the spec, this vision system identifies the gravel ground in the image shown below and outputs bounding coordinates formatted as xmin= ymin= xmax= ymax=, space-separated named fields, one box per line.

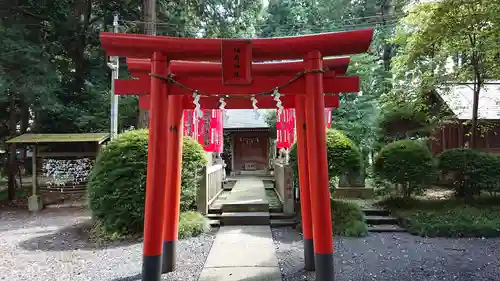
xmin=0 ymin=208 xmax=215 ymax=281
xmin=272 ymin=227 xmax=500 ymax=281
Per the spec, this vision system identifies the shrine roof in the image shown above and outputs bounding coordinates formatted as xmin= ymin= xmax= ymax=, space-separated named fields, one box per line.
xmin=436 ymin=82 xmax=500 ymax=120
xmin=224 ymin=109 xmax=270 ymax=129
xmin=6 ymin=133 xmax=110 ymax=144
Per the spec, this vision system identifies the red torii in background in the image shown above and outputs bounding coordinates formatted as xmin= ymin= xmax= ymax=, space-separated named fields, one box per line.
xmin=100 ymin=29 xmax=373 ymax=281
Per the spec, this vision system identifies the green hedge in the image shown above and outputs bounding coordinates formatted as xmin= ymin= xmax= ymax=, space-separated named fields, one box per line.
xmin=374 ymin=139 xmax=436 ymax=197
xmin=378 ymin=196 xmax=500 ymax=237
xmin=437 ymin=148 xmax=500 ymax=198
xmin=87 ymin=129 xmax=207 ymax=237
xmin=289 ymin=129 xmax=361 ymax=182
xmin=297 ymin=199 xmax=368 ymax=237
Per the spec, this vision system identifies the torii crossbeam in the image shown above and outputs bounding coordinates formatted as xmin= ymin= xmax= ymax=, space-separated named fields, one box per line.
xmin=117 ymin=58 xmax=359 ymax=109
xmin=100 ymin=28 xmax=373 ymax=281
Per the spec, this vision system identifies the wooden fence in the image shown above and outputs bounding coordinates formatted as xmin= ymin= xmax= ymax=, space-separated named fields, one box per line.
xmin=196 ymin=164 xmax=224 ymax=214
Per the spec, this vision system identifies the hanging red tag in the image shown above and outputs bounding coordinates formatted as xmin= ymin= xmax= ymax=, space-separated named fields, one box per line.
xmin=221 ymin=39 xmax=252 ymax=85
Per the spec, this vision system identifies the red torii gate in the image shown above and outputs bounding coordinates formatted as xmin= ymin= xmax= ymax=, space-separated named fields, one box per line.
xmin=115 ymin=58 xmax=358 ymax=110
xmin=116 ymin=57 xmax=351 ymax=272
xmin=100 ymin=29 xmax=373 ymax=281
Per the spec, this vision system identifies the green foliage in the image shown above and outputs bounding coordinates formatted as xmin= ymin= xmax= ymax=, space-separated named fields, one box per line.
xmin=297 ymin=199 xmax=368 ymax=237
xmin=374 ymin=139 xmax=436 ymax=197
xmin=178 ymin=211 xmax=211 ymax=239
xmin=87 ymin=129 xmax=207 ymax=236
xmin=87 ymin=130 xmax=149 ymax=235
xmin=264 ymin=110 xmax=277 ymax=130
xmin=331 ymin=200 xmax=368 ymax=237
xmin=181 ymin=136 xmax=209 ymax=211
xmin=437 ymin=148 xmax=500 ymax=198
xmin=379 ymin=196 xmax=500 ymax=237
xmin=289 ymin=129 xmax=362 ymax=182
xmin=389 ymin=0 xmax=500 ymax=147
xmin=377 ymin=105 xmax=430 ymax=143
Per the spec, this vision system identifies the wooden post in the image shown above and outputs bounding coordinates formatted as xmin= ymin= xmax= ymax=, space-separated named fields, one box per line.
xmin=294 ymin=95 xmax=315 ymax=271
xmin=162 ymin=95 xmax=184 ymax=273
xmin=141 ymin=52 xmax=169 ymax=281
xmin=196 ymin=166 xmax=209 ymax=215
xmin=31 ymin=146 xmax=37 ymax=196
xmin=304 ymin=51 xmax=334 ymax=281
xmin=458 ymin=123 xmax=464 ymax=147
xmin=27 ymin=146 xmax=42 ymax=212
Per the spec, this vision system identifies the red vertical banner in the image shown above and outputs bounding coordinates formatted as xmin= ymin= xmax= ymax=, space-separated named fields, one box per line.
xmin=216 ymin=110 xmax=224 ymax=153
xmin=194 ymin=109 xmax=224 ymax=153
xmin=221 ymin=39 xmax=252 ymax=85
xmin=183 ymin=110 xmax=196 ymax=138
xmin=288 ymin=109 xmax=296 ymax=145
xmin=276 ymin=108 xmax=296 ymax=149
xmin=324 ymin=108 xmax=333 ymax=128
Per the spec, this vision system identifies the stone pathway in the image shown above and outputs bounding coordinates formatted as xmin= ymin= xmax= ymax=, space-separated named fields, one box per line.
xmin=198 ymin=226 xmax=281 ymax=281
xmin=224 ymin=177 xmax=269 ymax=206
xmin=198 ymin=177 xmax=281 ymax=280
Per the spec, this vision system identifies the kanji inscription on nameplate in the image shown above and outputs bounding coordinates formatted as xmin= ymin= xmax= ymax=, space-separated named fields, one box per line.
xmin=221 ymin=39 xmax=252 ymax=85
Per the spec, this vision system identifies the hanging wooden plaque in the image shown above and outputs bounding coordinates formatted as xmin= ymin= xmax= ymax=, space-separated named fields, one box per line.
xmin=221 ymin=39 xmax=252 ymax=85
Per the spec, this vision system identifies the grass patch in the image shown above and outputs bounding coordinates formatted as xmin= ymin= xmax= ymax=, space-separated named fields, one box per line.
xmin=297 ymin=199 xmax=368 ymax=237
xmin=89 ymin=211 xmax=211 ymax=244
xmin=378 ymin=196 xmax=500 ymax=237
xmin=0 ymin=190 xmax=26 ymax=201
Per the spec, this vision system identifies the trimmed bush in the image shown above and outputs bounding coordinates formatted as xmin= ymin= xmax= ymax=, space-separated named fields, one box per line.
xmin=331 ymin=200 xmax=368 ymax=237
xmin=178 ymin=211 xmax=211 ymax=239
xmin=289 ymin=129 xmax=362 ymax=181
xmin=297 ymin=199 xmax=368 ymax=237
xmin=374 ymin=139 xmax=436 ymax=197
xmin=180 ymin=136 xmax=208 ymax=211
xmin=437 ymin=148 xmax=500 ymax=198
xmin=378 ymin=196 xmax=500 ymax=237
xmin=87 ymin=129 xmax=207 ymax=237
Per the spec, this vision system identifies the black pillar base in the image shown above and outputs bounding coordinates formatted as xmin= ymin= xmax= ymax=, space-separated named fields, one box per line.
xmin=161 ymin=240 xmax=177 ymax=273
xmin=315 ymin=252 xmax=334 ymax=281
xmin=304 ymin=238 xmax=315 ymax=271
xmin=142 ymin=255 xmax=162 ymax=281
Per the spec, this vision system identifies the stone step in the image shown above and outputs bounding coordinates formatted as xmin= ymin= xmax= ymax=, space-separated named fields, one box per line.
xmin=269 ymin=212 xmax=296 ymax=220
xmin=209 ymin=219 xmax=220 ymax=227
xmin=368 ymin=224 xmax=406 ymax=232
xmin=208 ymin=208 xmax=223 ymax=215
xmin=270 ymin=218 xmax=299 ymax=227
xmin=220 ymin=212 xmax=270 ymax=226
xmin=365 ymin=215 xmax=398 ymax=225
xmin=222 ymin=202 xmax=269 ymax=213
xmin=209 ymin=212 xmax=294 ymax=220
xmin=362 ymin=208 xmax=391 ymax=217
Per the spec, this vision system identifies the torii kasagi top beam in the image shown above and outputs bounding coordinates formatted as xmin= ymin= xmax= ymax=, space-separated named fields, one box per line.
xmin=100 ymin=29 xmax=373 ymax=60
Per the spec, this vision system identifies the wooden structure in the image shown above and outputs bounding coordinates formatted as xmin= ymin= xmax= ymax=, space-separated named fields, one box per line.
xmin=223 ymin=110 xmax=273 ymax=175
xmin=429 ymin=83 xmax=500 ymax=154
xmin=196 ymin=164 xmax=225 ymax=214
xmin=100 ymin=29 xmax=373 ymax=281
xmin=6 ymin=133 xmax=109 ymax=211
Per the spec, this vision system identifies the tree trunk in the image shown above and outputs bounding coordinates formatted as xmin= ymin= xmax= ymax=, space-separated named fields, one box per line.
xmin=137 ymin=0 xmax=156 ymax=129
xmin=470 ymin=83 xmax=480 ymax=149
xmin=19 ymin=102 xmax=29 ymax=167
xmin=469 ymin=41 xmax=481 ymax=149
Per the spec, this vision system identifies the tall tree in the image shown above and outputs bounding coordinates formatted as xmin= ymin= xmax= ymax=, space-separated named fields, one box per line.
xmin=390 ymin=0 xmax=500 ymax=148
